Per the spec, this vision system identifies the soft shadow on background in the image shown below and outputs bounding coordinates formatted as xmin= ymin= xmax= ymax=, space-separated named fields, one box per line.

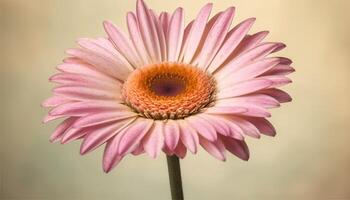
xmin=1 ymin=0 xmax=350 ymax=199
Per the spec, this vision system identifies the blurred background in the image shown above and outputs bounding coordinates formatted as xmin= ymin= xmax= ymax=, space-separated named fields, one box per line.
xmin=1 ymin=0 xmax=350 ymax=199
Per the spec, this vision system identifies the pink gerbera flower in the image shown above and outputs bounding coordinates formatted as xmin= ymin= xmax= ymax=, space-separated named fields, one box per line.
xmin=43 ymin=0 xmax=294 ymax=173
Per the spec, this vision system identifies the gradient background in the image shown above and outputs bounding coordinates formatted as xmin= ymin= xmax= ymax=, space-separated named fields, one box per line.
xmin=1 ymin=0 xmax=350 ymax=199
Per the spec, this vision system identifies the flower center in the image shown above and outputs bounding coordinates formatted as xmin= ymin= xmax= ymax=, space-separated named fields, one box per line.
xmin=150 ymin=74 xmax=185 ymax=97
xmin=122 ymin=62 xmax=216 ymax=120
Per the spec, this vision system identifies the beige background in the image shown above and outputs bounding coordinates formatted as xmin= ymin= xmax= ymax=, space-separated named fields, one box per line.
xmin=1 ymin=0 xmax=350 ymax=199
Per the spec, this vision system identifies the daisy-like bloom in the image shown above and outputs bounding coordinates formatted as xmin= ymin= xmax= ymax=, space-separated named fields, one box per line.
xmin=43 ymin=0 xmax=294 ymax=173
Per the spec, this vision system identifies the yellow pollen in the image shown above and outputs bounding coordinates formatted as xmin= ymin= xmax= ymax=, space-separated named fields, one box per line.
xmin=122 ymin=62 xmax=216 ymax=120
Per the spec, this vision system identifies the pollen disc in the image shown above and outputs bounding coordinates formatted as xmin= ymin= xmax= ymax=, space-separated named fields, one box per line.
xmin=122 ymin=62 xmax=216 ymax=120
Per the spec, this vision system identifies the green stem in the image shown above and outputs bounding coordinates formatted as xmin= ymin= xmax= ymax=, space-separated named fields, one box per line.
xmin=166 ymin=155 xmax=184 ymax=200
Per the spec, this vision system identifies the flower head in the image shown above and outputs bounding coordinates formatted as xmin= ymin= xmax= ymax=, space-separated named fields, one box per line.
xmin=43 ymin=0 xmax=294 ymax=173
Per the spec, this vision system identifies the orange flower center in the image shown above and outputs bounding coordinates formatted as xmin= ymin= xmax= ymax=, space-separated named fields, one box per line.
xmin=122 ymin=62 xmax=216 ymax=120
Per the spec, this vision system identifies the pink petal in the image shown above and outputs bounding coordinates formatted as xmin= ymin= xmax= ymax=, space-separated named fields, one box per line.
xmin=61 ymin=126 xmax=89 ymax=144
xmin=185 ymin=115 xmax=217 ymax=142
xmin=224 ymin=58 xmax=280 ymax=83
xmin=136 ymin=0 xmax=161 ymax=62
xmin=216 ymin=94 xmax=280 ymax=109
xmin=260 ymin=88 xmax=292 ymax=103
xmin=178 ymin=119 xmax=199 ymax=154
xmin=238 ymin=104 xmax=271 ymax=118
xmin=199 ymin=136 xmax=226 ymax=161
xmin=178 ymin=20 xmax=193 ymax=61
xmin=174 ymin=142 xmax=187 ymax=159
xmin=77 ymin=38 xmax=135 ymax=73
xmin=43 ymin=114 xmax=66 ymax=123
xmin=215 ymin=43 xmax=283 ymax=80
xmin=42 ymin=96 xmax=72 ymax=108
xmin=80 ymin=117 xmax=136 ymax=155
xmin=233 ymin=31 xmax=269 ymax=57
xmin=131 ymin=143 xmax=145 ymax=155
xmin=77 ymin=38 xmax=134 ymax=75
xmin=198 ymin=114 xmax=232 ymax=136
xmin=159 ymin=12 xmax=170 ymax=39
xmin=61 ymin=56 xmax=84 ymax=64
xmin=198 ymin=115 xmax=243 ymax=141
xmin=66 ymin=48 xmax=127 ymax=81
xmin=162 ymin=143 xmax=174 ymax=156
xmin=263 ymin=64 xmax=295 ymax=76
xmin=276 ymin=57 xmax=293 ymax=65
xmin=272 ymin=43 xmax=286 ymax=53
xmin=67 ymin=44 xmax=130 ymax=82
xmin=126 ymin=12 xmax=151 ymax=64
xmin=204 ymin=106 xmax=247 ymax=115
xmin=49 ymin=73 xmax=118 ymax=89
xmin=56 ymin=62 xmax=117 ymax=83
xmin=190 ymin=11 xmax=222 ymax=65
xmin=163 ymin=120 xmax=180 ymax=151
xmin=149 ymin=9 xmax=167 ymax=61
xmin=217 ymin=79 xmax=273 ymax=99
xmin=167 ymin=8 xmax=184 ymax=62
xmin=102 ymin=118 xmax=153 ymax=172
xmin=116 ymin=118 xmax=154 ymax=156
xmin=142 ymin=120 xmax=164 ymax=158
xmin=229 ymin=117 xmax=261 ymax=138
xmin=207 ymin=18 xmax=255 ymax=73
xmin=209 ymin=104 xmax=270 ymax=118
xmin=49 ymin=101 xmax=126 ymax=117
xmin=103 ymin=20 xmax=143 ymax=67
xmin=49 ymin=117 xmax=78 ymax=143
xmin=95 ymin=37 xmax=121 ymax=51
xmin=262 ymin=75 xmax=292 ymax=88
xmin=212 ymin=31 xmax=269 ymax=74
xmin=222 ymin=119 xmax=245 ymax=140
xmin=182 ymin=3 xmax=213 ymax=63
xmin=73 ymin=111 xmax=137 ymax=128
xmin=197 ymin=7 xmax=235 ymax=70
xmin=246 ymin=117 xmax=276 ymax=137
xmin=53 ymin=86 xmax=119 ymax=101
xmin=222 ymin=136 xmax=249 ymax=160
xmin=103 ymin=141 xmax=124 ymax=173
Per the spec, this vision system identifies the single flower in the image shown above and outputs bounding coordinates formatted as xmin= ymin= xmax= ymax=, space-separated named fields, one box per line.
xmin=43 ymin=0 xmax=294 ymax=173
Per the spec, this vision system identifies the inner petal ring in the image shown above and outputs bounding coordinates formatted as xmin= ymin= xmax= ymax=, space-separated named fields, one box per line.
xmin=121 ymin=62 xmax=216 ymax=120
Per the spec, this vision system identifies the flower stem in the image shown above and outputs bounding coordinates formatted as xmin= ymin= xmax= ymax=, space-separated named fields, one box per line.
xmin=166 ymin=155 xmax=184 ymax=200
